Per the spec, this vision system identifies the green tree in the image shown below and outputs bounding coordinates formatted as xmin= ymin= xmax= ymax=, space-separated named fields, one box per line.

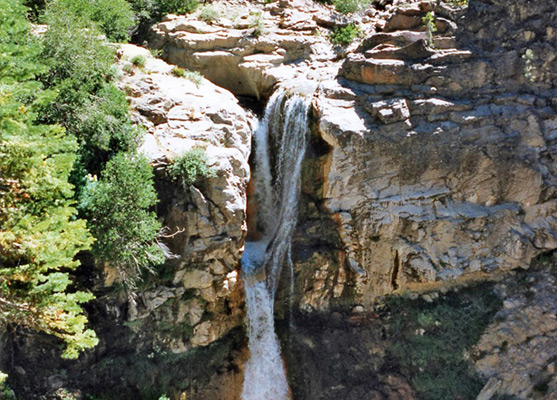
xmin=83 ymin=153 xmax=164 ymax=289
xmin=0 ymin=0 xmax=97 ymax=359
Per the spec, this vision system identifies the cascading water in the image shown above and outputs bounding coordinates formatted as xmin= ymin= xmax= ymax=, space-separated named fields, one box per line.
xmin=241 ymin=85 xmax=313 ymax=400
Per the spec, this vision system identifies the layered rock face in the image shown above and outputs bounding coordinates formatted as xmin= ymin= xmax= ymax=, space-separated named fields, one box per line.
xmin=115 ymin=44 xmax=252 ymax=351
xmin=147 ymin=0 xmax=340 ymax=98
xmin=311 ymin=0 xmax=557 ymax=306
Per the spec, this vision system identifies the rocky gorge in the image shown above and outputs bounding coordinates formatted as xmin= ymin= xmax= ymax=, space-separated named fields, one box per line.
xmin=2 ymin=0 xmax=557 ymax=398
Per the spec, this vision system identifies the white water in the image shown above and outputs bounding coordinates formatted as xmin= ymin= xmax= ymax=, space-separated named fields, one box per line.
xmin=241 ymin=86 xmax=313 ymax=400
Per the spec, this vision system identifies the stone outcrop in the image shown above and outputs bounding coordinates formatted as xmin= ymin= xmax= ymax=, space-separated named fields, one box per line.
xmin=114 ymin=44 xmax=252 ymax=351
xmin=475 ymin=265 xmax=557 ymax=399
xmin=146 ymin=0 xmax=347 ymax=98
xmin=5 ymin=0 xmax=557 ymax=399
xmin=302 ymin=0 xmax=557 ymax=310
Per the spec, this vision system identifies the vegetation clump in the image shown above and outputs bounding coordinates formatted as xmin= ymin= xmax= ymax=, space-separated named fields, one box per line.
xmin=55 ymin=0 xmax=135 ymax=42
xmin=1 ymin=0 xmax=165 ymax=365
xmin=333 ymin=0 xmax=370 ymax=14
xmin=131 ymin=54 xmax=147 ymax=67
xmin=423 ymin=11 xmax=437 ymax=47
xmin=169 ymin=148 xmax=217 ymax=187
xmin=171 ymin=67 xmax=203 ymax=85
xmin=383 ymin=285 xmax=502 ymax=400
xmin=199 ymin=5 xmax=218 ymax=24
xmin=0 ymin=0 xmax=98 ymax=359
xmin=248 ymin=11 xmax=265 ymax=37
xmin=82 ymin=153 xmax=164 ymax=289
xmin=329 ymin=23 xmax=361 ymax=45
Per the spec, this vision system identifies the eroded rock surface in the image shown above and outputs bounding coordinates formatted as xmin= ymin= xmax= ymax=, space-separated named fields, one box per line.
xmin=475 ymin=266 xmax=557 ymax=399
xmin=303 ymin=0 xmax=557 ymax=310
xmin=114 ymin=44 xmax=253 ymax=351
xmin=147 ymin=0 xmax=351 ymax=98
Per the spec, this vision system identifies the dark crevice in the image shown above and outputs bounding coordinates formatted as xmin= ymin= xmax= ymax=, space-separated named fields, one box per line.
xmin=391 ymin=250 xmax=400 ymax=291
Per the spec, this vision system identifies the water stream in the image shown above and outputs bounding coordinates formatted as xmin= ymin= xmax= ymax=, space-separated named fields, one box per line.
xmin=241 ymin=86 xmax=313 ymax=400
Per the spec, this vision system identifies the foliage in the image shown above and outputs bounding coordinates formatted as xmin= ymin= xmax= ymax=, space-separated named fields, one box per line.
xmin=38 ymin=5 xmax=115 ymax=132
xmin=248 ymin=11 xmax=265 ymax=37
xmin=383 ymin=285 xmax=502 ymax=400
xmin=422 ymin=11 xmax=437 ymax=47
xmin=131 ymin=54 xmax=146 ymax=67
xmin=158 ymin=0 xmax=199 ymax=14
xmin=169 ymin=148 xmax=216 ymax=188
xmin=74 ymin=83 xmax=141 ymax=162
xmin=0 ymin=0 xmax=97 ymax=359
xmin=329 ymin=23 xmax=361 ymax=45
xmin=171 ymin=67 xmax=203 ymax=85
xmin=171 ymin=67 xmax=186 ymax=77
xmin=199 ymin=5 xmax=218 ymax=24
xmin=54 ymin=0 xmax=135 ymax=42
xmin=150 ymin=48 xmax=163 ymax=58
xmin=333 ymin=0 xmax=370 ymax=14
xmin=83 ymin=153 xmax=164 ymax=289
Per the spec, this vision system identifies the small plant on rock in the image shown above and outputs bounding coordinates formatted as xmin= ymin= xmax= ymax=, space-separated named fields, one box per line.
xmin=329 ymin=23 xmax=361 ymax=45
xmin=333 ymin=0 xmax=370 ymax=14
xmin=423 ymin=11 xmax=437 ymax=47
xmin=169 ymin=148 xmax=217 ymax=187
xmin=199 ymin=5 xmax=218 ymax=24
xmin=172 ymin=67 xmax=203 ymax=85
xmin=131 ymin=54 xmax=146 ymax=67
xmin=150 ymin=48 xmax=163 ymax=58
xmin=248 ymin=11 xmax=265 ymax=37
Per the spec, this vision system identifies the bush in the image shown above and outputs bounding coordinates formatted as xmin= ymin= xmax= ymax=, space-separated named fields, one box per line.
xmin=156 ymin=0 xmax=199 ymax=14
xmin=329 ymin=23 xmax=361 ymax=45
xmin=333 ymin=0 xmax=370 ymax=14
xmin=55 ymin=0 xmax=135 ymax=42
xmin=171 ymin=67 xmax=203 ymax=85
xmin=383 ymin=285 xmax=502 ymax=400
xmin=39 ymin=5 xmax=115 ymax=125
xmin=248 ymin=11 xmax=265 ymax=37
xmin=423 ymin=11 xmax=437 ymax=47
xmin=169 ymin=148 xmax=216 ymax=187
xmin=84 ymin=153 xmax=164 ymax=288
xmin=131 ymin=54 xmax=146 ymax=67
xmin=75 ymin=83 xmax=141 ymax=159
xmin=199 ymin=5 xmax=218 ymax=24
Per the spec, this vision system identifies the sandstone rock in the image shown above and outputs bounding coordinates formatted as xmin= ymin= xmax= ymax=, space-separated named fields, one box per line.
xmin=475 ymin=270 xmax=557 ymax=398
xmin=147 ymin=0 xmax=343 ymax=98
xmin=114 ymin=44 xmax=252 ymax=349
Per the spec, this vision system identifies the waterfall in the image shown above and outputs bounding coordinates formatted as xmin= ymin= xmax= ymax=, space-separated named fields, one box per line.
xmin=241 ymin=86 xmax=313 ymax=400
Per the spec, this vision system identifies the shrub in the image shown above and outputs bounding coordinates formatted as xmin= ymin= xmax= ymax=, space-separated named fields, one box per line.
xmin=248 ymin=11 xmax=265 ymax=37
xmin=39 ymin=5 xmax=115 ymax=125
xmin=74 ymin=82 xmax=141 ymax=157
xmin=333 ymin=0 xmax=370 ymax=14
xmin=156 ymin=0 xmax=199 ymax=14
xmin=172 ymin=67 xmax=203 ymax=85
xmin=55 ymin=0 xmax=135 ymax=42
xmin=329 ymin=23 xmax=361 ymax=45
xmin=171 ymin=66 xmax=186 ymax=77
xmin=84 ymin=153 xmax=164 ymax=289
xmin=131 ymin=54 xmax=146 ymax=67
xmin=169 ymin=148 xmax=216 ymax=187
xmin=199 ymin=5 xmax=218 ymax=24
xmin=150 ymin=48 xmax=163 ymax=57
xmin=123 ymin=63 xmax=134 ymax=74
xmin=423 ymin=11 xmax=437 ymax=47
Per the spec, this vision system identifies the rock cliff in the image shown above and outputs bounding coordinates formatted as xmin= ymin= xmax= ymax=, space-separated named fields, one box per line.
xmin=4 ymin=0 xmax=557 ymax=399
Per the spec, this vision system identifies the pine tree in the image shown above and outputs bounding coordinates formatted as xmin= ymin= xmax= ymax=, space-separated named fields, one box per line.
xmin=0 ymin=0 xmax=97 ymax=359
